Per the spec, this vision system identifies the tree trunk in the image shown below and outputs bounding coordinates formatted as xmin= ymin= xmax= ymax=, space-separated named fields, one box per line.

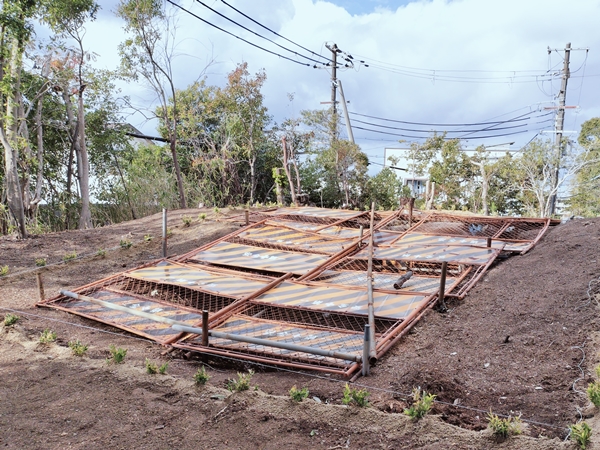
xmin=281 ymin=137 xmax=296 ymax=205
xmin=170 ymin=133 xmax=186 ymax=209
xmin=77 ymin=93 xmax=92 ymax=229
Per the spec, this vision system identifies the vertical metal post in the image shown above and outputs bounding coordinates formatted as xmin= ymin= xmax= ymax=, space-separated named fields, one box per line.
xmin=362 ymin=324 xmax=370 ymax=376
xmin=162 ymin=208 xmax=168 ymax=258
xmin=486 ymin=237 xmax=492 ymax=248
xmin=358 ymin=225 xmax=364 ymax=247
xmin=245 ymin=209 xmax=249 ymax=226
xmin=202 ymin=310 xmax=209 ymax=346
xmin=336 ymin=79 xmax=354 ymax=144
xmin=366 ymin=202 xmax=376 ymax=361
xmin=438 ymin=261 xmax=448 ymax=310
xmin=408 ymin=198 xmax=414 ymax=227
xmin=36 ymin=273 xmax=45 ymax=302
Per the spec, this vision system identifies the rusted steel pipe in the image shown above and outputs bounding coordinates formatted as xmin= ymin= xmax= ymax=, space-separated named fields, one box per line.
xmin=358 ymin=226 xmax=364 ymax=247
xmin=362 ymin=324 xmax=370 ymax=376
xmin=171 ymin=324 xmax=362 ymax=363
xmin=366 ymin=202 xmax=376 ymax=362
xmin=245 ymin=209 xmax=249 ymax=226
xmin=438 ymin=261 xmax=448 ymax=310
xmin=408 ymin=197 xmax=414 ymax=227
xmin=486 ymin=237 xmax=492 ymax=248
xmin=393 ymin=271 xmax=413 ymax=290
xmin=202 ymin=310 xmax=209 ymax=346
xmin=162 ymin=208 xmax=168 ymax=258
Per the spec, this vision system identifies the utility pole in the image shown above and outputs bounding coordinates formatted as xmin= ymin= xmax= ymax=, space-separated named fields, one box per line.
xmin=549 ymin=42 xmax=571 ymax=216
xmin=325 ymin=43 xmax=338 ymax=143
xmin=336 ymin=79 xmax=354 ymax=144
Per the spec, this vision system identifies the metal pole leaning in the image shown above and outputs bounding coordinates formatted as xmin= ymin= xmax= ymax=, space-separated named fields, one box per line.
xmin=438 ymin=261 xmax=448 ymax=311
xmin=162 ymin=208 xmax=168 ymax=258
xmin=202 ymin=310 xmax=209 ymax=346
xmin=367 ymin=202 xmax=377 ymax=363
xmin=362 ymin=324 xmax=370 ymax=376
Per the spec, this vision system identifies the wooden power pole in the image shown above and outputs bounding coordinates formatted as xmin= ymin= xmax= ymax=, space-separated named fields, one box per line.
xmin=325 ymin=43 xmax=338 ymax=142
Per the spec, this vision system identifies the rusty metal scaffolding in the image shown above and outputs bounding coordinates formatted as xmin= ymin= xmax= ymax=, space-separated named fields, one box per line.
xmin=38 ymin=207 xmax=558 ymax=377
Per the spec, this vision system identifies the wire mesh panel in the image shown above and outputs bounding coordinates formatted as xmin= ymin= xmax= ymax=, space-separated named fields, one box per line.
xmin=175 ymin=314 xmax=364 ymax=371
xmin=409 ymin=214 xmax=505 ymax=238
xmin=41 ymin=288 xmax=205 ymax=344
xmin=251 ymin=280 xmax=431 ymax=320
xmin=393 ymin=232 xmax=506 ymax=249
xmin=230 ymin=224 xmax=353 ymax=255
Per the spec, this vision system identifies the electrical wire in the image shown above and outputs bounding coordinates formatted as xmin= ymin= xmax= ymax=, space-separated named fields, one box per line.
xmin=353 ymin=124 xmax=552 ymax=140
xmin=165 ymin=0 xmax=310 ymax=67
xmin=194 ymin=0 xmax=328 ymax=67
xmin=219 ymin=0 xmax=330 ymax=64
xmin=349 ymin=111 xmax=533 ymax=127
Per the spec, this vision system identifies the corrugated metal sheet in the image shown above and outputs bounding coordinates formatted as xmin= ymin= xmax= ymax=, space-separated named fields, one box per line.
xmin=352 ymin=244 xmax=499 ymax=265
xmin=252 ymin=281 xmax=430 ymax=320
xmin=127 ymin=261 xmax=271 ymax=297
xmin=236 ymin=225 xmax=350 ymax=254
xmin=395 ymin=232 xmax=506 ymax=249
xmin=46 ymin=289 xmax=203 ymax=344
xmin=189 ymin=242 xmax=330 ymax=275
xmin=181 ymin=314 xmax=363 ymax=366
xmin=266 ymin=207 xmax=363 ymax=220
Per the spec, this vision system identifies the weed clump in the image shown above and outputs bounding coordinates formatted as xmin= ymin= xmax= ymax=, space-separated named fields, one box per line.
xmin=404 ymin=387 xmax=435 ymax=420
xmin=3 ymin=313 xmax=19 ymax=326
xmin=119 ymin=239 xmax=132 ymax=249
xmin=0 ymin=265 xmax=9 ymax=276
xmin=108 ymin=345 xmax=127 ymax=364
xmin=63 ymin=251 xmax=77 ymax=262
xmin=341 ymin=383 xmax=369 ymax=407
xmin=145 ymin=359 xmax=168 ymax=374
xmin=39 ymin=329 xmax=57 ymax=343
xmin=68 ymin=340 xmax=88 ymax=356
xmin=289 ymin=386 xmax=309 ymax=402
xmin=227 ymin=370 xmax=254 ymax=392
xmin=193 ymin=366 xmax=210 ymax=385
xmin=35 ymin=258 xmax=46 ymax=267
xmin=570 ymin=422 xmax=592 ymax=449
xmin=487 ymin=411 xmax=522 ymax=439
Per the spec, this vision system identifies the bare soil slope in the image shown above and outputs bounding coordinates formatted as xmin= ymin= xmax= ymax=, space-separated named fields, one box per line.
xmin=1 ymin=211 xmax=599 ymax=449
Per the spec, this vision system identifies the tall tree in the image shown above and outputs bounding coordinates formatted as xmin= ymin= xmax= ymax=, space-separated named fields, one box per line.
xmin=569 ymin=118 xmax=600 ymax=216
xmin=117 ymin=0 xmax=186 ymax=208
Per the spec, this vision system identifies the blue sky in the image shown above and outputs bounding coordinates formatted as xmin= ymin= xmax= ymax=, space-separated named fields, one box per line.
xmin=331 ymin=0 xmax=412 ymax=15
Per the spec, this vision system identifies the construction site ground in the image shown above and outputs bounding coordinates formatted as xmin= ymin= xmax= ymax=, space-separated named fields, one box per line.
xmin=1 ymin=208 xmax=599 ymax=449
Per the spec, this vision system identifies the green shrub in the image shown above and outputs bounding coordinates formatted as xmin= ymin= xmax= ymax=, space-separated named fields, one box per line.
xmin=341 ymin=383 xmax=370 ymax=407
xmin=0 ymin=265 xmax=9 ymax=276
xmin=158 ymin=362 xmax=168 ymax=374
xmin=35 ymin=258 xmax=47 ymax=267
xmin=182 ymin=215 xmax=193 ymax=227
xmin=198 ymin=213 xmax=207 ymax=222
xmin=96 ymin=248 xmax=106 ymax=257
xmin=108 ymin=345 xmax=127 ymax=364
xmin=570 ymin=422 xmax=592 ymax=449
xmin=68 ymin=340 xmax=88 ymax=356
xmin=289 ymin=385 xmax=309 ymax=402
xmin=119 ymin=239 xmax=132 ymax=249
xmin=587 ymin=380 xmax=600 ymax=408
xmin=39 ymin=329 xmax=57 ymax=343
xmin=227 ymin=370 xmax=254 ymax=392
xmin=193 ymin=366 xmax=210 ymax=385
xmin=63 ymin=251 xmax=77 ymax=262
xmin=404 ymin=387 xmax=435 ymax=420
xmin=3 ymin=313 xmax=19 ymax=326
xmin=144 ymin=234 xmax=153 ymax=242
xmin=145 ymin=359 xmax=158 ymax=374
xmin=487 ymin=411 xmax=522 ymax=438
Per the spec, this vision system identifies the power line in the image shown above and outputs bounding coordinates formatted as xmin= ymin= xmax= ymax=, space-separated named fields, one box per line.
xmin=349 ymin=111 xmax=533 ymax=127
xmin=165 ymin=0 xmax=310 ymax=67
xmin=219 ymin=0 xmax=330 ymax=64
xmin=194 ymin=0 xmax=328 ymax=67
xmin=353 ymin=124 xmax=552 ymax=140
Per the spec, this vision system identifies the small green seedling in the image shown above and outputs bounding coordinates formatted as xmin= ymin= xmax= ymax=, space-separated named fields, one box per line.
xmin=341 ymin=383 xmax=370 ymax=407
xmin=145 ymin=359 xmax=158 ymax=374
xmin=39 ymin=329 xmax=57 ymax=343
xmin=213 ymin=207 xmax=220 ymax=216
xmin=35 ymin=258 xmax=47 ymax=267
xmin=487 ymin=411 xmax=522 ymax=439
xmin=166 ymin=228 xmax=173 ymax=238
xmin=0 ymin=265 xmax=9 ymax=276
xmin=182 ymin=215 xmax=193 ymax=227
xmin=404 ymin=387 xmax=435 ymax=420
xmin=289 ymin=386 xmax=310 ymax=402
xmin=587 ymin=381 xmax=600 ymax=408
xmin=144 ymin=234 xmax=153 ymax=242
xmin=198 ymin=213 xmax=207 ymax=222
xmin=119 ymin=239 xmax=132 ymax=249
xmin=96 ymin=248 xmax=106 ymax=257
xmin=108 ymin=345 xmax=127 ymax=364
xmin=3 ymin=313 xmax=19 ymax=326
xmin=68 ymin=340 xmax=88 ymax=356
xmin=63 ymin=251 xmax=77 ymax=262
xmin=158 ymin=362 xmax=168 ymax=374
xmin=193 ymin=366 xmax=210 ymax=385
xmin=227 ymin=370 xmax=254 ymax=392
xmin=570 ymin=422 xmax=592 ymax=449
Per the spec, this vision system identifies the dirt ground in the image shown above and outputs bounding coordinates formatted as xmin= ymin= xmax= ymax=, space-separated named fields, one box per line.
xmin=1 ymin=209 xmax=599 ymax=449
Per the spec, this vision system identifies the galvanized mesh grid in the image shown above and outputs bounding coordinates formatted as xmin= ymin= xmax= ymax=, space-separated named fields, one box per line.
xmin=377 ymin=214 xmax=413 ymax=232
xmin=241 ymin=302 xmax=398 ymax=334
xmin=411 ymin=214 xmax=504 ymax=238
xmin=189 ymin=260 xmax=289 ymax=278
xmin=328 ymin=257 xmax=466 ymax=278
xmin=102 ymin=275 xmax=240 ymax=312
xmin=496 ymin=220 xmax=548 ymax=241
xmin=229 ymin=224 xmax=350 ymax=255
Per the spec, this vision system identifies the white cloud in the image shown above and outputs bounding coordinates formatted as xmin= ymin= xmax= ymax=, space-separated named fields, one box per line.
xmin=74 ymin=0 xmax=600 ymax=154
